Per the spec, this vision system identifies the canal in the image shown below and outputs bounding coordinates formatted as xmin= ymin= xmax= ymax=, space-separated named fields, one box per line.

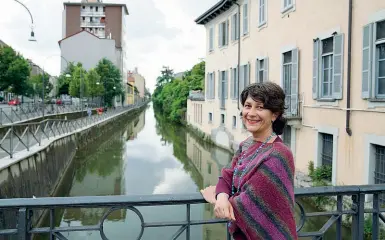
xmin=37 ymin=103 xmax=351 ymax=240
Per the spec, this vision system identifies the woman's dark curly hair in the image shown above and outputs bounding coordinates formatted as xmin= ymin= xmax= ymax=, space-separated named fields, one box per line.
xmin=240 ymin=82 xmax=287 ymax=135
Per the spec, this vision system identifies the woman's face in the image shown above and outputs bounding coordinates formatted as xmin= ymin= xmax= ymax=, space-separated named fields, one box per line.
xmin=242 ymin=96 xmax=277 ymax=136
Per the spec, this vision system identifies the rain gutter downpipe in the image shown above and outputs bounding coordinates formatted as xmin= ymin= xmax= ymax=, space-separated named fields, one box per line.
xmin=346 ymin=0 xmax=353 ymax=136
xmin=232 ymin=0 xmax=241 ymax=110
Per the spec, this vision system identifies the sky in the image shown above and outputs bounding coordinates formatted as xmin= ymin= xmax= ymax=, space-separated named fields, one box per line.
xmin=0 ymin=0 xmax=218 ymax=93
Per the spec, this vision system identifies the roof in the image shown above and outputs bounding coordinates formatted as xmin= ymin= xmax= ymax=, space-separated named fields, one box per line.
xmin=195 ymin=0 xmax=234 ymax=25
xmin=58 ymin=30 xmax=101 ymax=46
xmin=63 ymin=2 xmax=129 ymax=15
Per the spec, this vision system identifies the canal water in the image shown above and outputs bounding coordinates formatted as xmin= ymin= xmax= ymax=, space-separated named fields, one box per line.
xmin=39 ymin=103 xmax=351 ymax=240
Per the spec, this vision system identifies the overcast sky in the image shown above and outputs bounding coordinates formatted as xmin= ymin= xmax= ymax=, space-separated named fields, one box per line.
xmin=0 ymin=0 xmax=218 ymax=92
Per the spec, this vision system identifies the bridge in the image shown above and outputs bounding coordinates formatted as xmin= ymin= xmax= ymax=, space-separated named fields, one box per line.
xmin=0 ymin=184 xmax=384 ymax=239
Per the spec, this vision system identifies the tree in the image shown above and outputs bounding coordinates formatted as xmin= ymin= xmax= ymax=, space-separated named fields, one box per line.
xmin=152 ymin=61 xmax=205 ymax=124
xmin=95 ymin=58 xmax=122 ymax=106
xmin=57 ymin=62 xmax=76 ymax=96
xmin=29 ymin=73 xmax=53 ymax=99
xmin=69 ymin=65 xmax=88 ymax=98
xmin=86 ymin=68 xmax=104 ymax=100
xmin=0 ymin=46 xmax=31 ymax=96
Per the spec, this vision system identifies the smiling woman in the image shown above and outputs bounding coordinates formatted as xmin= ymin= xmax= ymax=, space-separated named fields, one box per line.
xmin=201 ymin=82 xmax=298 ymax=240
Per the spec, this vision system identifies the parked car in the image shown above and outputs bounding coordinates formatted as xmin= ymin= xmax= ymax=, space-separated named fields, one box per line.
xmin=8 ymin=98 xmax=21 ymax=106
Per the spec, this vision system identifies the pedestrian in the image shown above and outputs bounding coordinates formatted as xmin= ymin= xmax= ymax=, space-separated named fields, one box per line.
xmin=87 ymin=107 xmax=92 ymax=117
xmin=201 ymin=82 xmax=297 ymax=240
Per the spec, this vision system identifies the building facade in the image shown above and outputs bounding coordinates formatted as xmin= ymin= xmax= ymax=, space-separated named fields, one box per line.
xmin=61 ymin=0 xmax=128 ymax=105
xmin=187 ymin=0 xmax=385 ymax=187
xmin=126 ymin=68 xmax=146 ymax=104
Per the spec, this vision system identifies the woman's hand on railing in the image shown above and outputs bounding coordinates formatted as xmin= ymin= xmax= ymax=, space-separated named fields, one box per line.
xmin=200 ymin=185 xmax=216 ymax=204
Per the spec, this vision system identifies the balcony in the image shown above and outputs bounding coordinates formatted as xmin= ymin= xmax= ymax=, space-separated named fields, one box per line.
xmin=81 ymin=21 xmax=105 ymax=28
xmin=284 ymin=93 xmax=302 ymax=128
xmin=80 ymin=10 xmax=105 ymax=16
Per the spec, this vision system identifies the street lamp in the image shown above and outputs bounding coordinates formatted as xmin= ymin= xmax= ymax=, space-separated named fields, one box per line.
xmin=13 ymin=0 xmax=36 ymax=42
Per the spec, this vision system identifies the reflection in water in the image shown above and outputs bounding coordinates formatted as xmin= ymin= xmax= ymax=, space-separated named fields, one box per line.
xmin=36 ymin=103 xmax=350 ymax=240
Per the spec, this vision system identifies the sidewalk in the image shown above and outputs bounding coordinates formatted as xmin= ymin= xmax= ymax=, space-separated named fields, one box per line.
xmin=0 ymin=102 xmax=147 ymax=166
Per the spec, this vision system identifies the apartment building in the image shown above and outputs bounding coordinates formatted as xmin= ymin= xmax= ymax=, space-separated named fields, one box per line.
xmin=187 ymin=0 xmax=385 ymax=187
xmin=60 ymin=0 xmax=129 ymax=105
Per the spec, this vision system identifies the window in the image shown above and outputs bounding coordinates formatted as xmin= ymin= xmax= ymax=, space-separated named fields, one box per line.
xmin=283 ymin=125 xmax=291 ymax=147
xmin=230 ymin=67 xmax=239 ymax=99
xmin=209 ymin=27 xmax=214 ymax=51
xmin=218 ymin=20 xmax=229 ymax=47
xmin=239 ymin=64 xmax=250 ymax=96
xmin=282 ymin=48 xmax=299 ymax=116
xmin=221 ymin=114 xmax=225 ymax=125
xmin=242 ymin=0 xmax=248 ymax=35
xmin=218 ymin=70 xmax=228 ymax=109
xmin=321 ymin=38 xmax=334 ymax=98
xmin=208 ymin=112 xmax=213 ymax=123
xmin=96 ymin=6 xmax=99 ymax=12
xmin=206 ymin=72 xmax=215 ymax=99
xmin=315 ymin=127 xmax=338 ymax=185
xmin=321 ymin=133 xmax=333 ymax=167
xmin=374 ymin=145 xmax=385 ymax=204
xmin=232 ymin=116 xmax=237 ymax=128
xmin=282 ymin=0 xmax=293 ymax=13
xmin=362 ymin=20 xmax=385 ymax=99
xmin=231 ymin=13 xmax=240 ymax=41
xmin=259 ymin=0 xmax=267 ymax=27
xmin=312 ymin=33 xmax=344 ymax=100
xmin=255 ymin=57 xmax=268 ymax=83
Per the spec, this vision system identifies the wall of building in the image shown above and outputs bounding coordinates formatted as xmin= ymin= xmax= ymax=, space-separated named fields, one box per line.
xmin=188 ymin=0 xmax=385 ymax=186
xmin=64 ymin=5 xmax=81 ymax=37
xmin=105 ymin=6 xmax=123 ymax=48
xmin=60 ymin=31 xmax=117 ymax=72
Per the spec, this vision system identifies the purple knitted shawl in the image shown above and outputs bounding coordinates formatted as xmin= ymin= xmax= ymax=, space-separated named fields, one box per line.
xmin=216 ymin=136 xmax=298 ymax=240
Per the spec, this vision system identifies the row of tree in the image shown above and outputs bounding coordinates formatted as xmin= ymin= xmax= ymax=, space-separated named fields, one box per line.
xmin=0 ymin=45 xmax=124 ymax=106
xmin=152 ymin=61 xmax=205 ymax=124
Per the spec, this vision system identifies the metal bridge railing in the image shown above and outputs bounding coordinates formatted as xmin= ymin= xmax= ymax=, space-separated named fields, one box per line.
xmin=0 ymin=103 xmax=102 ymax=126
xmin=0 ymin=184 xmax=384 ymax=239
xmin=0 ymin=101 xmax=147 ymax=159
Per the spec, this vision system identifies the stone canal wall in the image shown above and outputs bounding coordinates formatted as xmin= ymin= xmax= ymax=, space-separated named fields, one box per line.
xmin=0 ymin=103 xmax=148 ymax=231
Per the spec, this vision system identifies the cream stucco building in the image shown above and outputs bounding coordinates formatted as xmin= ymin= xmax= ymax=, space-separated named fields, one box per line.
xmin=187 ymin=0 xmax=385 ymax=187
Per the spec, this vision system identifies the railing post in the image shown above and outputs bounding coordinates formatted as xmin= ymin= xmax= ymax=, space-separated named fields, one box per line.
xmin=351 ymin=193 xmax=365 ymax=240
xmin=17 ymin=208 xmax=31 ymax=240
xmin=10 ymin=125 xmax=14 ymax=158
xmin=186 ymin=204 xmax=190 ymax=240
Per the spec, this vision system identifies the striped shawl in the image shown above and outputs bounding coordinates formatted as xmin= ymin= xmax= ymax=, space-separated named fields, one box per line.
xmin=216 ymin=136 xmax=297 ymax=240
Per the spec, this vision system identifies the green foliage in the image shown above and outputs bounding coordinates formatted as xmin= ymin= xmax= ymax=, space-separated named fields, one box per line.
xmin=95 ymin=58 xmax=123 ymax=106
xmin=152 ymin=61 xmax=205 ymax=124
xmin=86 ymin=68 xmax=104 ymax=99
xmin=310 ymin=164 xmax=332 ymax=183
xmin=28 ymin=73 xmax=53 ymax=99
xmin=69 ymin=65 xmax=88 ymax=98
xmin=57 ymin=62 xmax=77 ymax=96
xmin=364 ymin=217 xmax=385 ymax=239
xmin=0 ymin=46 xmax=31 ymax=95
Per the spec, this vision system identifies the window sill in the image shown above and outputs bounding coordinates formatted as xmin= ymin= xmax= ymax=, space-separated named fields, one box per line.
xmin=317 ymin=98 xmax=336 ymax=102
xmin=281 ymin=5 xmax=295 ymax=17
xmin=315 ymin=98 xmax=339 ymax=107
xmin=368 ymin=98 xmax=385 ymax=102
xmin=242 ymin=33 xmax=249 ymax=41
xmin=208 ymin=50 xmax=214 ymax=54
xmin=219 ymin=45 xmax=228 ymax=51
xmin=258 ymin=22 xmax=267 ymax=31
